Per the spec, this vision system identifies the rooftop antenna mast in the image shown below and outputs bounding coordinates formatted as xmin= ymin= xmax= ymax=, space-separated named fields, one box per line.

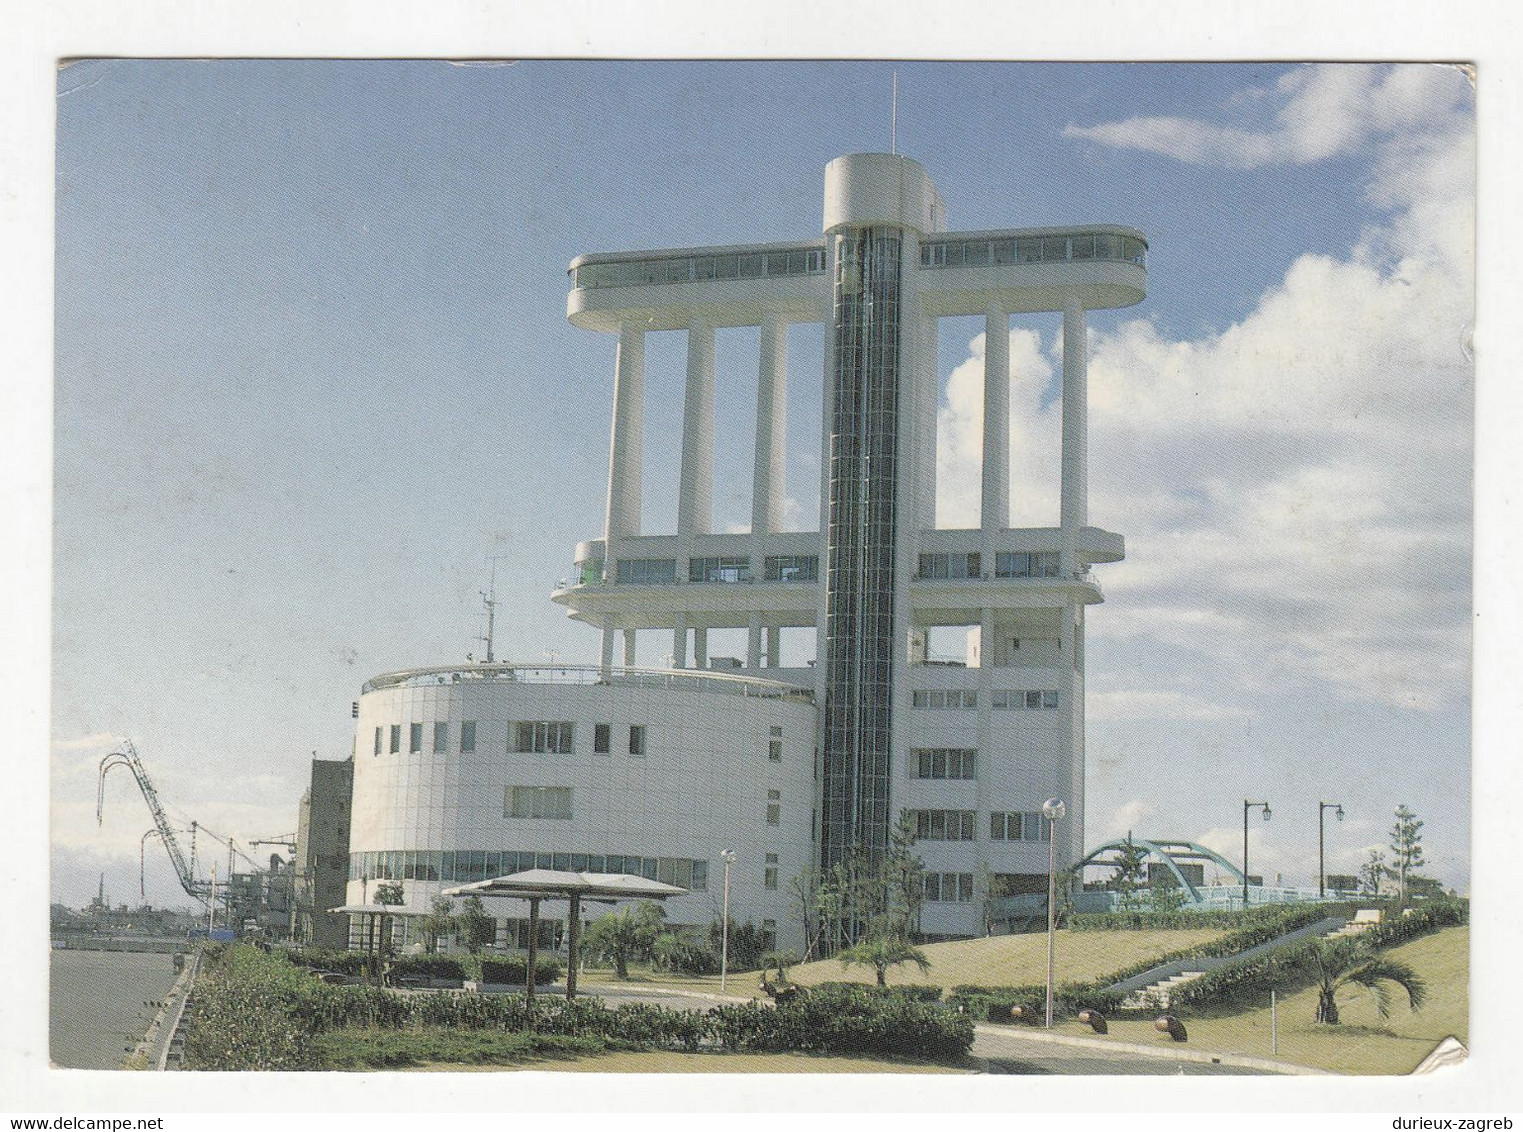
xmin=477 ymin=555 xmax=508 ymax=663
xmin=891 ymin=71 xmax=898 ymax=155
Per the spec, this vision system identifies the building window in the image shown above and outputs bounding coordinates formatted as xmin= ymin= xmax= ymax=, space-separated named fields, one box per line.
xmin=389 ymin=724 xmax=401 ymax=754
xmin=628 ymin=725 xmax=646 ymax=757
xmin=615 ymin=558 xmax=677 ymax=584
xmin=409 ymin=723 xmax=423 ymax=754
xmin=506 ymin=786 xmax=573 ymax=820
xmin=768 ymin=725 xmax=783 ymax=762
xmin=692 ymin=859 xmax=708 ymax=891
xmin=689 ymin=556 xmax=751 ymax=584
xmin=459 ymin=721 xmax=476 ymax=753
xmin=763 ymin=554 xmax=819 ymax=582
xmin=373 ymin=727 xmax=382 ymax=757
xmin=594 ymin=723 xmax=611 ymax=755
xmin=990 ymin=812 xmax=1050 ymax=841
xmin=908 ymin=809 xmax=977 ymax=841
xmin=433 ymin=722 xmax=448 ymax=753
xmin=912 ymin=689 xmax=977 ymax=710
xmin=761 ymin=919 xmax=777 ymax=950
xmin=764 ymin=853 xmax=778 ymax=890
xmin=512 ymin=721 xmax=574 ymax=754
xmin=994 ymin=551 xmax=1061 ymax=578
xmin=923 ymin=873 xmax=975 ymax=903
xmin=913 ymin=748 xmax=978 ymax=780
xmin=767 ymin=789 xmax=781 ymax=826
xmin=918 ymin=552 xmax=981 ymax=580
xmin=992 ymin=689 xmax=1060 ymax=710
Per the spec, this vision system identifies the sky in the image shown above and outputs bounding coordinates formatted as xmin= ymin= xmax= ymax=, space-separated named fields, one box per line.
xmin=50 ymin=60 xmax=1474 ymax=910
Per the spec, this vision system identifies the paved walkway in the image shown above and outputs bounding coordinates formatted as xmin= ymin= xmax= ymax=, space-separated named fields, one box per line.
xmin=973 ymin=1023 xmax=1276 ymax=1075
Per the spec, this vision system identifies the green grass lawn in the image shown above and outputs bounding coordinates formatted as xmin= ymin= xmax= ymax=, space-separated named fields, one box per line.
xmin=1043 ymin=926 xmax=1469 ymax=1075
xmin=785 ymin=927 xmax=1229 ymax=990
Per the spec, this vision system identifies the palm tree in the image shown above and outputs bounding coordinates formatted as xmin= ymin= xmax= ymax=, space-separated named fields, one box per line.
xmin=1302 ymin=938 xmax=1427 ymax=1025
xmin=836 ymin=937 xmax=932 ymax=987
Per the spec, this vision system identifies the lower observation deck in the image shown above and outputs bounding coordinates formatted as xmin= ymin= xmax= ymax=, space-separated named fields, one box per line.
xmin=550 ymin=526 xmax=1124 ymax=630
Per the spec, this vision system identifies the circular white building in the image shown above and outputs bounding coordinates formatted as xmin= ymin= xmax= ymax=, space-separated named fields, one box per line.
xmin=347 ymin=663 xmax=817 ymax=951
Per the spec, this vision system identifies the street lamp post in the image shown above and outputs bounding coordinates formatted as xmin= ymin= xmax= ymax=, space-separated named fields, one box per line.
xmin=1042 ymin=798 xmax=1066 ymax=1028
xmin=719 ymin=849 xmax=736 ymax=994
xmin=1242 ymin=800 xmax=1272 ymax=909
xmin=1319 ymin=801 xmax=1345 ymax=898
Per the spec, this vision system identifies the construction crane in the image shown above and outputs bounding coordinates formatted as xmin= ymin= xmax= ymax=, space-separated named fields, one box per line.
xmin=97 ymin=740 xmax=210 ymax=905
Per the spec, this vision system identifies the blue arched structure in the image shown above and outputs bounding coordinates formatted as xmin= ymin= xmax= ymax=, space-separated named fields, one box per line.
xmin=1077 ymin=838 xmax=1246 ymax=905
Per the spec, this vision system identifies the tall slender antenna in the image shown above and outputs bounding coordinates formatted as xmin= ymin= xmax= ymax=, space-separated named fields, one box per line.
xmin=477 ymin=555 xmax=509 ymax=663
xmin=891 ymin=71 xmax=898 ymax=155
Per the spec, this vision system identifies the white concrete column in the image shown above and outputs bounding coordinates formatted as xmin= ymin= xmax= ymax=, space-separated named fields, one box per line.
xmin=1060 ymin=300 xmax=1088 ymax=577
xmin=604 ymin=323 xmax=645 ymax=542
xmin=981 ymin=306 xmax=1009 ymax=542
xmin=764 ymin=624 xmax=779 ymax=668
xmin=752 ymin=313 xmax=788 ymax=534
xmin=677 ymin=322 xmax=716 ymax=537
xmin=747 ymin=615 xmax=762 ymax=670
xmin=694 ymin=627 xmax=709 ymax=670
xmin=918 ymin=313 xmax=940 ymax=530
xmin=622 ymin=629 xmax=637 ymax=668
xmin=599 ymin=616 xmax=616 ymax=677
xmin=672 ymin=615 xmax=689 ymax=669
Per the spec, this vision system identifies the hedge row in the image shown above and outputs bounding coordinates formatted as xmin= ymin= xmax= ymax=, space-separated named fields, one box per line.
xmin=186 ymin=945 xmax=973 ymax=1069
xmin=813 ymin=982 xmax=945 ymax=1003
xmin=284 ymin=948 xmax=560 ymax=986
xmin=944 ymin=905 xmax=1345 ymax=1022
xmin=1069 ymin=903 xmax=1347 ymax=934
xmin=1166 ymin=900 xmax=1468 ymax=1013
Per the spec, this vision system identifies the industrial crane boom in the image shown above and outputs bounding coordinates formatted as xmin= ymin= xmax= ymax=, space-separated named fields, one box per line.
xmin=97 ymin=740 xmax=210 ymax=903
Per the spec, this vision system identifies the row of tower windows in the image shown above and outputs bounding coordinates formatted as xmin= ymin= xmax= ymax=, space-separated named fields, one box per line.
xmin=919 ymin=232 xmax=1147 ymax=270
xmin=372 ymin=721 xmax=659 ymax=759
xmin=351 ymin=849 xmax=708 ymax=890
xmin=912 ymin=689 xmax=1060 ymax=710
xmin=907 ymin=808 xmax=1053 ymax=843
xmin=571 ymin=246 xmax=827 ymax=290
xmin=610 ymin=555 xmax=821 ymax=585
xmin=917 ymin=552 xmax=1062 ymax=580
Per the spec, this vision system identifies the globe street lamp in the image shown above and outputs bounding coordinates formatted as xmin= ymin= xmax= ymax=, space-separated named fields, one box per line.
xmin=1042 ymin=797 xmax=1066 ymax=1028
xmin=1242 ymin=800 xmax=1272 ymax=909
xmin=719 ymin=849 xmax=736 ymax=994
xmin=1319 ymin=802 xmax=1345 ymax=898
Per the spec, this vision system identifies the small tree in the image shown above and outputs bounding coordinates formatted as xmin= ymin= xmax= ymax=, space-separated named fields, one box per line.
xmin=584 ymin=901 xmax=664 ymax=979
xmin=836 ymin=937 xmax=932 ymax=987
xmin=1109 ymin=835 xmax=1148 ymax=911
xmin=1148 ymin=868 xmax=1188 ymax=914
xmin=760 ymin=949 xmax=800 ymax=984
xmin=457 ymin=895 xmax=496 ymax=954
xmin=373 ymin=881 xmax=404 ymax=906
xmin=1359 ymin=848 xmax=1386 ymax=898
xmin=976 ymin=863 xmax=1012 ymax=936
xmin=418 ymin=896 xmax=456 ymax=954
xmin=1301 ymin=938 xmax=1427 ymax=1025
xmin=1388 ymin=805 xmax=1426 ymax=904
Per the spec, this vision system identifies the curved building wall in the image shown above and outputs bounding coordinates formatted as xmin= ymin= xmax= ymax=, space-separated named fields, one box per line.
xmin=346 ymin=665 xmax=817 ymax=951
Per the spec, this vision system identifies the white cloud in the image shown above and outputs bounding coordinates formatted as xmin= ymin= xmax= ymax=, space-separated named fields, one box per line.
xmin=937 ymin=68 xmax=1473 ymax=715
xmin=1064 ymin=64 xmax=1471 ymax=170
xmin=1089 ymin=690 xmax=1247 ymax=722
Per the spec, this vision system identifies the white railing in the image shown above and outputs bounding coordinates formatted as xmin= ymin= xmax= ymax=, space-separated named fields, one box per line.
xmin=362 ymin=663 xmax=814 ymax=703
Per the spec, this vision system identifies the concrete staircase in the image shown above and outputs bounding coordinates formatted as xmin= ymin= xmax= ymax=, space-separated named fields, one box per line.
xmin=1104 ymin=913 xmax=1351 ymax=1010
xmin=1120 ymin=969 xmax=1209 ymax=1010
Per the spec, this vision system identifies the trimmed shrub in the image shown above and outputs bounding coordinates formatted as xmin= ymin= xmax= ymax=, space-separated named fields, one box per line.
xmin=710 ymin=986 xmax=972 ymax=1060
xmin=815 ymin=981 xmax=943 ymax=1003
xmin=479 ymin=956 xmax=562 ymax=986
